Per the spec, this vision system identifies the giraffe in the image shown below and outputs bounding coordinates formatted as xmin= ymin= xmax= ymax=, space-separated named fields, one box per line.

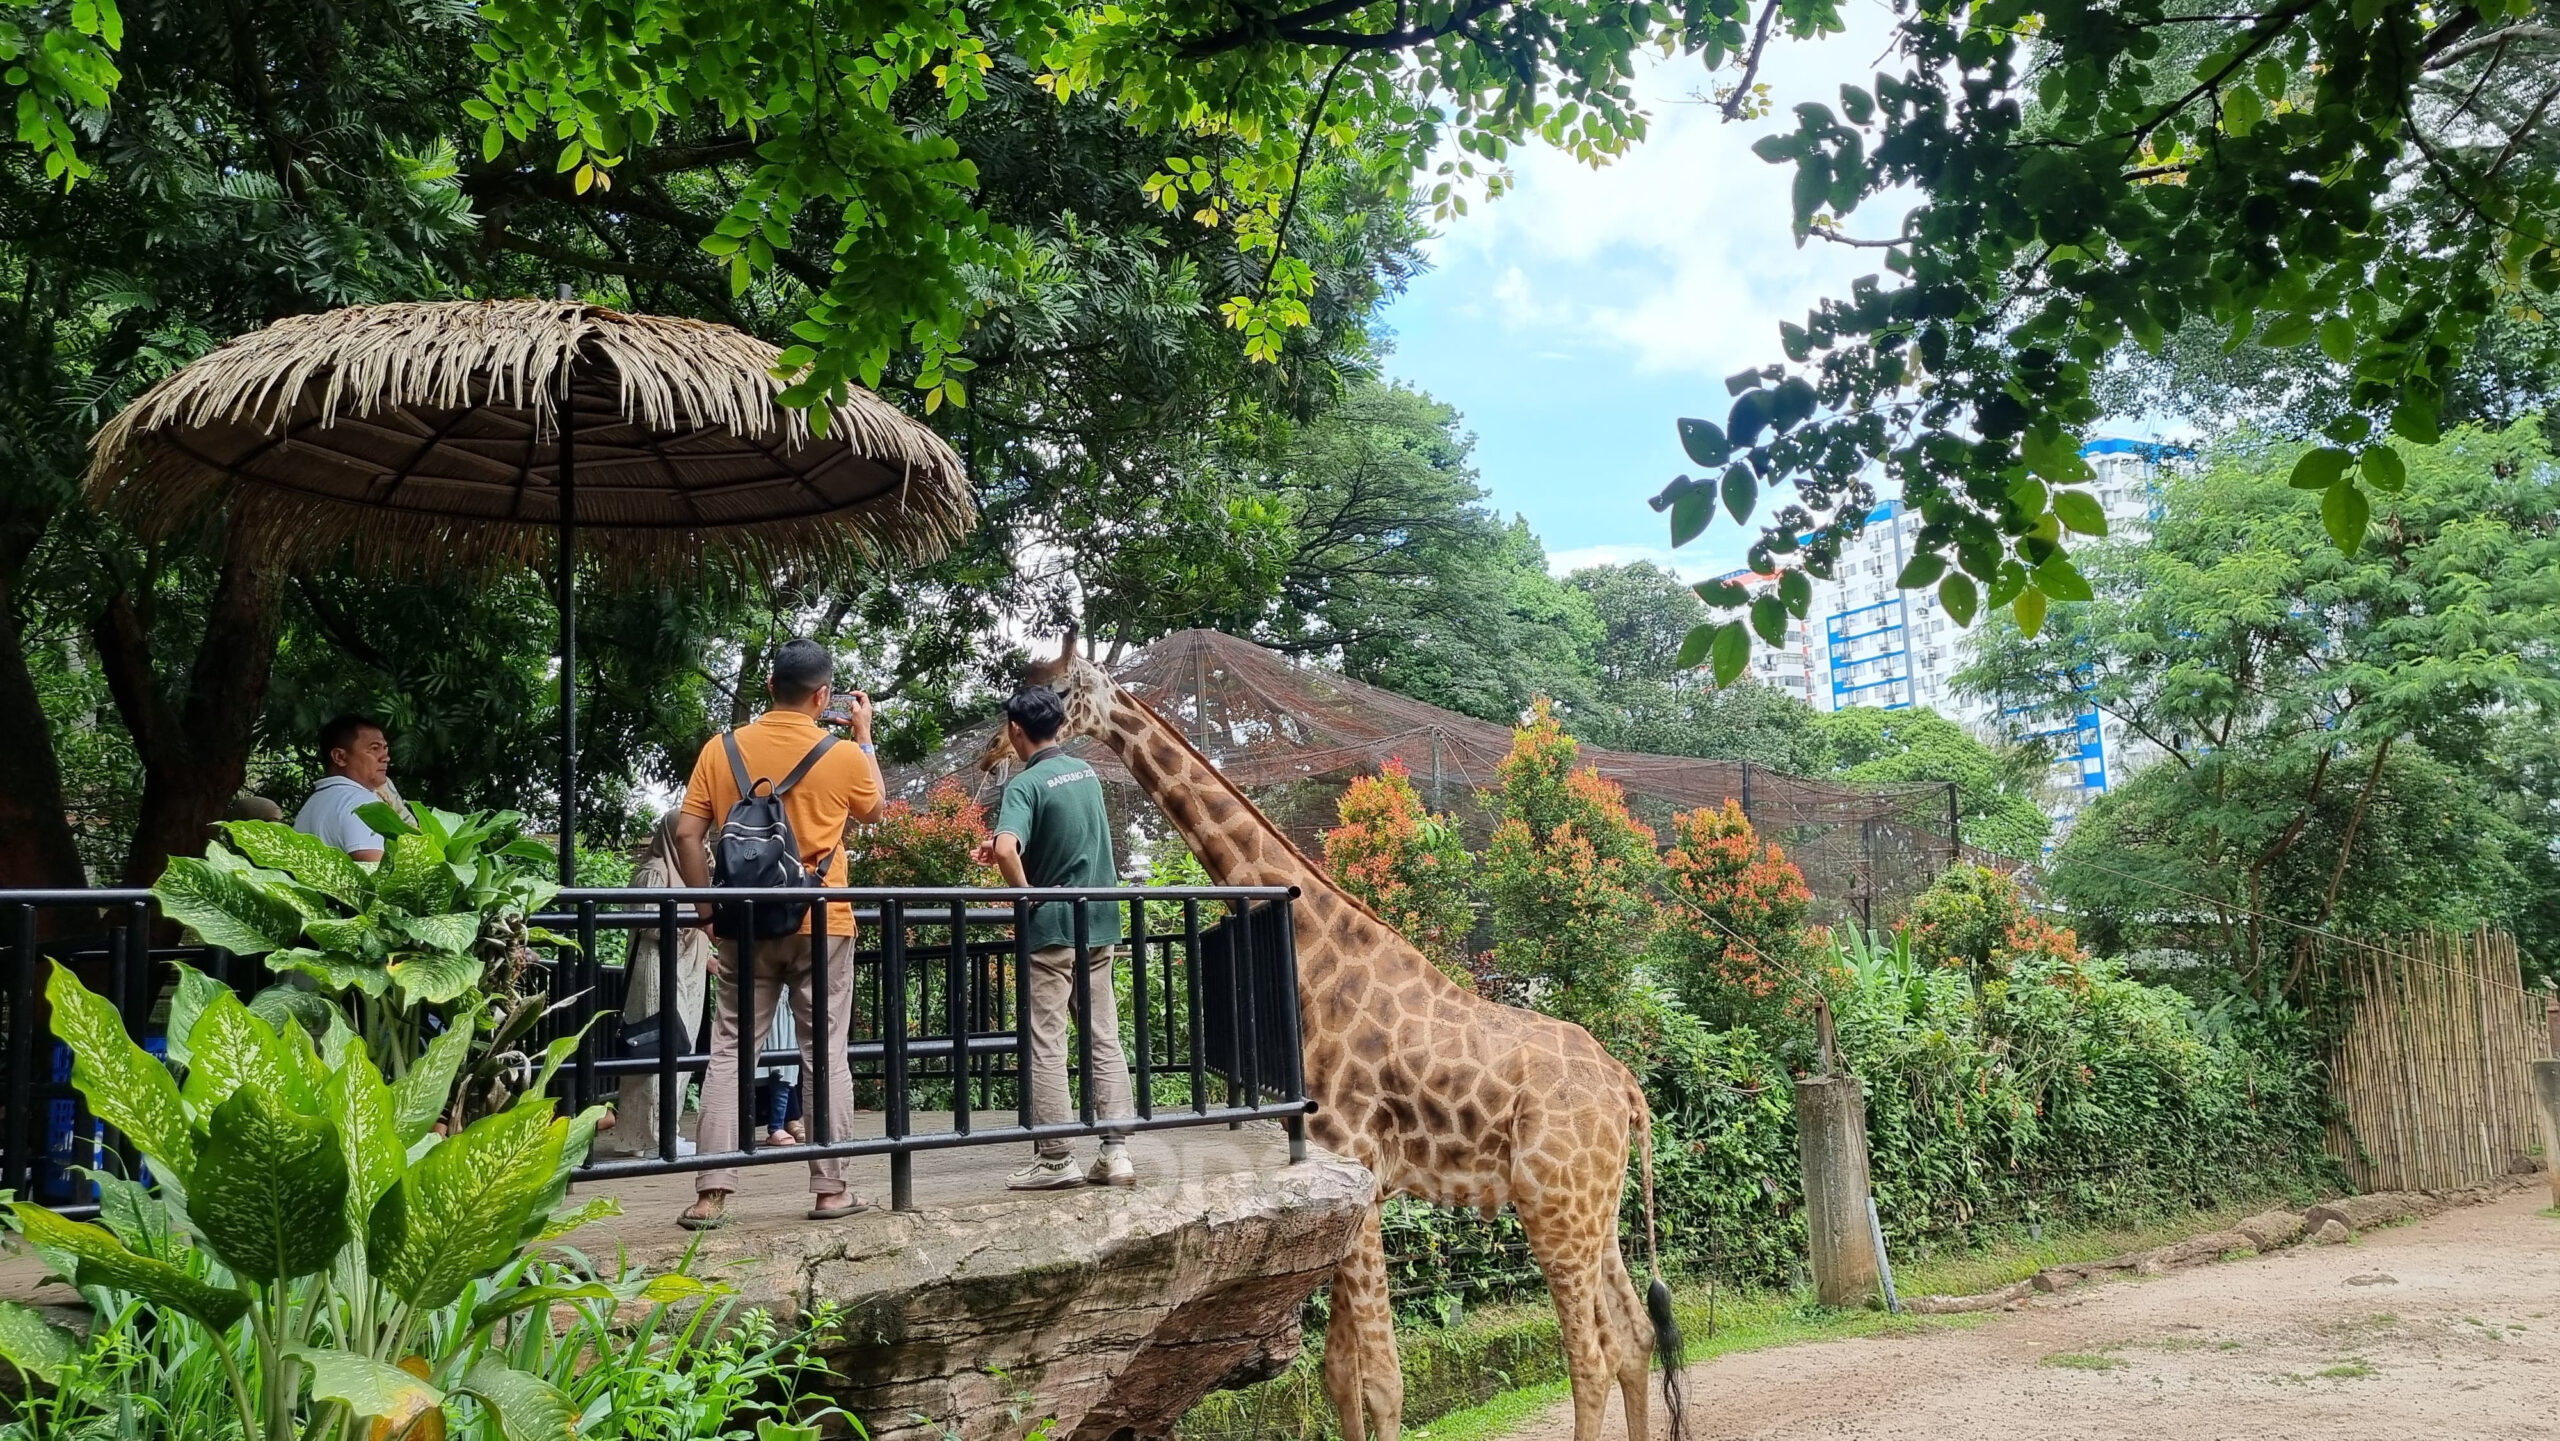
xmin=987 ymin=635 xmax=1686 ymax=1441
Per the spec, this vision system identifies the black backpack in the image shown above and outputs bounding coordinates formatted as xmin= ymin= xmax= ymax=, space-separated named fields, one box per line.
xmin=710 ymin=729 xmax=840 ymax=941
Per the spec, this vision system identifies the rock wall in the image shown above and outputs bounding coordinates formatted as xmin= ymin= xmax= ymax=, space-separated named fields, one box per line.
xmin=639 ymin=1145 xmax=1372 ymax=1441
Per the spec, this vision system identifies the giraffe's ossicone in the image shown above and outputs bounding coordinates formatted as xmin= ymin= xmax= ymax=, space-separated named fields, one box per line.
xmin=988 ymin=634 xmax=1688 ymax=1441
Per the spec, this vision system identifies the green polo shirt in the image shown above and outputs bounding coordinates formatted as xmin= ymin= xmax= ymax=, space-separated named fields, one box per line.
xmin=994 ymin=747 xmax=1124 ymax=953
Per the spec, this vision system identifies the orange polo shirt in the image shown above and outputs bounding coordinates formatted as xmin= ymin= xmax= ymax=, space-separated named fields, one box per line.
xmin=679 ymin=710 xmax=880 ymax=937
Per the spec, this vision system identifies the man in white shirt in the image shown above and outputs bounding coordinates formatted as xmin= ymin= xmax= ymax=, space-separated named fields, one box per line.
xmin=294 ymin=714 xmax=394 ymax=861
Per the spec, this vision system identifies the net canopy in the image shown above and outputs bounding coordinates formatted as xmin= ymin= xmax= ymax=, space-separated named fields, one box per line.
xmin=890 ymin=629 xmax=1964 ymax=926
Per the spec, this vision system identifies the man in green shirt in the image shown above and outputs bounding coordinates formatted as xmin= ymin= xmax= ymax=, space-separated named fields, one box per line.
xmin=978 ymin=685 xmax=1137 ymax=1189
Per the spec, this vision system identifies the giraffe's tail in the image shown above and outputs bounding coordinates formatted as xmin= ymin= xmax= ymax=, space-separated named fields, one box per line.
xmin=1634 ymin=1083 xmax=1687 ymax=1441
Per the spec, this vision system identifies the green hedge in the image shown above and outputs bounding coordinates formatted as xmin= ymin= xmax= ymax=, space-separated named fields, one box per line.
xmin=1378 ymin=956 xmax=2335 ymax=1317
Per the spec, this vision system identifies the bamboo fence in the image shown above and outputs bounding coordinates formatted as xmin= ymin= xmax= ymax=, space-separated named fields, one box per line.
xmin=2320 ymin=930 xmax=2551 ymax=1193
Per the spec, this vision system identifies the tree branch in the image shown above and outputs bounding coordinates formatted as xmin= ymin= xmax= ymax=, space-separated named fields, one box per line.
xmin=1721 ymin=0 xmax=1785 ymax=122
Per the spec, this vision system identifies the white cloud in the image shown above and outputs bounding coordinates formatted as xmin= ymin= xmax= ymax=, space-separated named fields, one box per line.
xmin=1545 ymin=543 xmax=1742 ymax=582
xmin=1421 ymin=2 xmax=1910 ymax=377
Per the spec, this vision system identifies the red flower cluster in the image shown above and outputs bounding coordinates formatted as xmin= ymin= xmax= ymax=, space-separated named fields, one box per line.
xmin=844 ymin=777 xmax=999 ymax=888
xmin=1659 ymin=800 xmax=1814 ymax=1020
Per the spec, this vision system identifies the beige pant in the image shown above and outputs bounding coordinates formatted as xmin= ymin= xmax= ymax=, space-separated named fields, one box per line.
xmin=697 ymin=933 xmax=857 ymax=1196
xmin=612 ymin=918 xmax=709 ymax=1153
xmin=1029 ymin=944 xmax=1135 ymax=1157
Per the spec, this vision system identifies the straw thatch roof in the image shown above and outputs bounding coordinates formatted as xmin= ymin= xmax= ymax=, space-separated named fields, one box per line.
xmin=85 ymin=299 xmax=974 ymax=576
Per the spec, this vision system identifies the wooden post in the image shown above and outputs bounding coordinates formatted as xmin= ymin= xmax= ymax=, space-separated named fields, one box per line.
xmin=1795 ymin=1074 xmax=1881 ymax=1309
xmin=2533 ymin=1060 xmax=2560 ymax=1210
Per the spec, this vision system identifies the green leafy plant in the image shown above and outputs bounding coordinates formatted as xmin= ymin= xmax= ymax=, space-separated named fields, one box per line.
xmin=152 ymin=804 xmax=562 ymax=1076
xmin=0 ymin=962 xmax=685 ymax=1441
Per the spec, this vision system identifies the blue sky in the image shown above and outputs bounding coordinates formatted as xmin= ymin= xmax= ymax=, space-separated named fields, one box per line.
xmin=1375 ymin=5 xmax=1907 ymax=581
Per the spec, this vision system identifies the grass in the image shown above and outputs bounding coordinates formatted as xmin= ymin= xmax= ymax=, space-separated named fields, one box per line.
xmin=2314 ymin=1360 xmax=2376 ymax=1379
xmin=2038 ymin=1351 xmax=2126 ymax=1372
xmin=1882 ymin=1192 xmax=2309 ymax=1299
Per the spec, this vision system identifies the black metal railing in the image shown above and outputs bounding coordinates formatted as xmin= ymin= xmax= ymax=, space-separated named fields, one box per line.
xmin=2 ymin=885 xmax=1311 ymax=1219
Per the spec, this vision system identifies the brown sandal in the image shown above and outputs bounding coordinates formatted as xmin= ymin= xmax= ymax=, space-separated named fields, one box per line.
xmin=677 ymin=1193 xmax=729 ymax=1231
xmin=806 ymin=1191 xmax=875 ymax=1221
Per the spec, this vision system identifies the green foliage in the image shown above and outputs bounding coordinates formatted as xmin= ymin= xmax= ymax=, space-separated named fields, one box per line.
xmin=1958 ymin=422 xmax=2560 ymax=982
xmin=1900 ymin=863 xmax=2082 ymax=983
xmin=1657 ymin=4 xmax=2560 ymax=655
xmin=1480 ymin=702 xmax=1658 ymax=1043
xmin=1811 ymin=708 xmax=2051 ymax=860
xmin=151 ymin=806 xmax=559 ymax=1075
xmin=2 ymin=965 xmax=659 ymax=1441
xmin=1560 ymin=563 xmax=1831 ymax=773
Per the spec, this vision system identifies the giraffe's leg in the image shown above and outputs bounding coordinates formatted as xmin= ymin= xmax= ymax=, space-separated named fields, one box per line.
xmin=1597 ymin=1242 xmax=1654 ymax=1440
xmin=1325 ymin=1202 xmax=1403 ymax=1441
xmin=1519 ymin=1204 xmax=1617 ymax=1441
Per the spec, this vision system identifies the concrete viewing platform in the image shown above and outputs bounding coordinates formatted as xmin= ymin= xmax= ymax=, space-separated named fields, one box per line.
xmin=9 ymin=1114 xmax=1372 ymax=1441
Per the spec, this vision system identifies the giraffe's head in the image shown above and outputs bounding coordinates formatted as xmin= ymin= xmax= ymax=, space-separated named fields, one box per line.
xmin=976 ymin=629 xmax=1117 ymax=771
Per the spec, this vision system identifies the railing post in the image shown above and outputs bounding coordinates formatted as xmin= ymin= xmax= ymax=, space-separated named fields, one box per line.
xmin=1072 ymin=898 xmax=1095 ymax=1128
xmin=738 ymin=902 xmax=759 ymax=1160
xmin=1013 ymin=897 xmax=1033 ymax=1133
xmin=946 ymin=899 xmax=968 ymax=1134
xmin=656 ymin=900 xmax=681 ymax=1161
xmin=1278 ymin=893 xmax=1307 ymax=1164
xmin=1236 ymin=901 xmax=1261 ymax=1116
xmin=884 ymin=898 xmax=912 ymax=1210
xmin=575 ymin=899 xmax=598 ymax=1111
xmin=9 ymin=904 xmax=37 ymax=1199
xmin=1184 ymin=897 xmax=1206 ymax=1116
xmin=811 ymin=902 xmax=833 ymax=1152
xmin=1130 ymin=894 xmax=1152 ymax=1121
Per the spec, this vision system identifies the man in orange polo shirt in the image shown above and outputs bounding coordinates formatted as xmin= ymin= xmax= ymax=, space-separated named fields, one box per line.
xmin=671 ymin=639 xmax=883 ymax=1228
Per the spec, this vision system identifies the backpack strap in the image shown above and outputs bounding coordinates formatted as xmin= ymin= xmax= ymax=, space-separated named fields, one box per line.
xmin=720 ymin=730 xmax=764 ymax=797
xmin=771 ymin=734 xmax=840 ymax=798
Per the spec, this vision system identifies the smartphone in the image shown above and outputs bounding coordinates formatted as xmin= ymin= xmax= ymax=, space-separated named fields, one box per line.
xmin=819 ymin=688 xmax=860 ymax=725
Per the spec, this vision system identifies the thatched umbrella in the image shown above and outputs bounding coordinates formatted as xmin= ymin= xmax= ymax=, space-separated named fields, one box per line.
xmin=87 ymin=296 xmax=973 ymax=880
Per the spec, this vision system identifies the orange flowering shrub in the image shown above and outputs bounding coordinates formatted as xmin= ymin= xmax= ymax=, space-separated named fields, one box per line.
xmin=1657 ymin=800 xmax=1815 ymax=1030
xmin=844 ymin=777 xmax=999 ymax=887
xmin=1900 ymin=862 xmax=2083 ymax=981
xmin=1323 ymin=760 xmax=1478 ymax=984
xmin=1481 ymin=700 xmax=1658 ymax=1042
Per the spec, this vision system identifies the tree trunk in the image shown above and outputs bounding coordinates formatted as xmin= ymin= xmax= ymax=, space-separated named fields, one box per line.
xmin=0 ymin=559 xmax=88 ymax=888
xmin=93 ymin=551 xmax=285 ymax=886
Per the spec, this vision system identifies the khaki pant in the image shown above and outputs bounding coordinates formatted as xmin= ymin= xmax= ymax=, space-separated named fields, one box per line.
xmin=1029 ymin=944 xmax=1135 ymax=1157
xmin=697 ymin=933 xmax=857 ymax=1196
xmin=611 ymin=915 xmax=709 ymax=1155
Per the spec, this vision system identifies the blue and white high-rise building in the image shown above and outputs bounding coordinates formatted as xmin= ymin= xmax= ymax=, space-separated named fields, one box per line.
xmin=1743 ymin=438 xmax=2175 ymax=823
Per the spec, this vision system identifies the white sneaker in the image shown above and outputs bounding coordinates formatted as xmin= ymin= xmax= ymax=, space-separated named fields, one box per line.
xmin=1008 ymin=1154 xmax=1083 ymax=1191
xmin=1086 ymin=1146 xmax=1136 ymax=1188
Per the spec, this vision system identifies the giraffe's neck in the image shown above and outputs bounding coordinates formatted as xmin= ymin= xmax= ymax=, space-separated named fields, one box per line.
xmin=1093 ymin=685 xmax=1441 ymax=995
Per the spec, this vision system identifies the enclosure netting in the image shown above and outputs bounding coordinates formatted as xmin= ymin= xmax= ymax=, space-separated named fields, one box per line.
xmin=889 ymin=629 xmax=1964 ymax=927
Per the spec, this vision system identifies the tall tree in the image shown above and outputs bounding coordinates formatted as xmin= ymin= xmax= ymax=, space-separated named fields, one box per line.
xmin=1563 ymin=562 xmax=1829 ymax=771
xmin=1958 ymin=420 xmax=2560 ymax=986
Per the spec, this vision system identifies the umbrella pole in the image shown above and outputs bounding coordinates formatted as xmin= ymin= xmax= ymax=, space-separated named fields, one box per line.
xmin=557 ymin=293 xmax=579 ymax=887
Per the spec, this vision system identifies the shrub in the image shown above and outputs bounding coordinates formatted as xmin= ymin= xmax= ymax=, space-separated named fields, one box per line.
xmin=1322 ymin=760 xmax=1478 ymax=984
xmin=844 ymin=777 xmax=997 ymax=887
xmin=0 ymin=964 xmax=672 ymax=1441
xmin=1902 ymin=862 xmax=2082 ymax=981
xmin=1654 ymin=800 xmax=1815 ymax=1031
xmin=1480 ymin=701 xmax=1658 ymax=1043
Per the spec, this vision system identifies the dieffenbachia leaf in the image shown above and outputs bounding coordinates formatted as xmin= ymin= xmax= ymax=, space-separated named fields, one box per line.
xmin=188 ymin=1086 xmax=351 ymax=1284
xmin=368 ymin=1102 xmax=564 ymax=1311
xmin=10 ymin=1206 xmax=248 ymax=1331
xmin=45 ymin=965 xmax=191 ymax=1181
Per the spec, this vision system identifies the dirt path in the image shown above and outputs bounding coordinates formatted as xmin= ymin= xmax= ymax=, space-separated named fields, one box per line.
xmin=1513 ymin=1191 xmax=2560 ymax=1441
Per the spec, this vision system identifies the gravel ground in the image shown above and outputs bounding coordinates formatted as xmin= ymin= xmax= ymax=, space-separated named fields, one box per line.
xmin=1510 ymin=1189 xmax=2559 ymax=1441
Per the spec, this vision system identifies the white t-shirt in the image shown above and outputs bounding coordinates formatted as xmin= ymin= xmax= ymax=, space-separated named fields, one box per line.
xmin=295 ymin=775 xmax=387 ymax=856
